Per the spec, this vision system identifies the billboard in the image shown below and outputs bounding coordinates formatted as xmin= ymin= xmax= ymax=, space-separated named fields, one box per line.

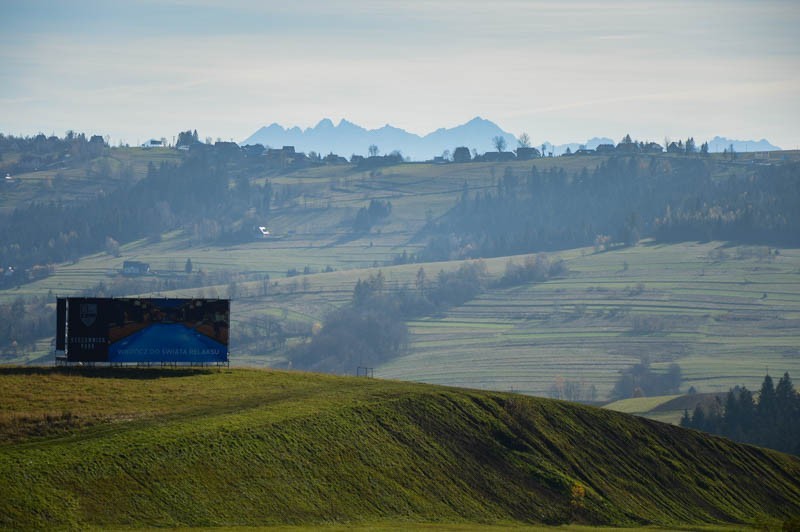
xmin=58 ymin=298 xmax=229 ymax=364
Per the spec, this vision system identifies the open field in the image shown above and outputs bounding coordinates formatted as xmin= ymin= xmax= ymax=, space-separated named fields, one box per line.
xmin=0 ymin=156 xmax=608 ymax=300
xmin=0 ymin=147 xmax=182 ymax=214
xmin=2 ymin=149 xmax=799 ymax=407
xmin=378 ymin=241 xmax=800 ymax=399
xmin=1 ymin=367 xmax=798 ymax=530
xmin=6 ymin=241 xmax=800 ymax=405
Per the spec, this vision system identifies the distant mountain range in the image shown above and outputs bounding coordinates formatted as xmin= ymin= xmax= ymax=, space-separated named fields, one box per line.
xmin=705 ymin=136 xmax=781 ymax=153
xmin=242 ymin=117 xmax=517 ymax=161
xmin=241 ymin=118 xmax=781 ymax=160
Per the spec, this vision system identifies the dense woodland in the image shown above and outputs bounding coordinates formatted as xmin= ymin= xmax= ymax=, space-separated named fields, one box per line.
xmin=681 ymin=373 xmax=800 ymax=455
xmin=422 ymin=157 xmax=800 ymax=261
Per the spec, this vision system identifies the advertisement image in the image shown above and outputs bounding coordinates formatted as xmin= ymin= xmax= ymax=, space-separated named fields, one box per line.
xmin=64 ymin=298 xmax=229 ymax=364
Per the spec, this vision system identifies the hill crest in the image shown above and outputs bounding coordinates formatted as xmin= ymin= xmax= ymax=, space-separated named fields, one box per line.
xmin=1 ymin=367 xmax=799 ymax=529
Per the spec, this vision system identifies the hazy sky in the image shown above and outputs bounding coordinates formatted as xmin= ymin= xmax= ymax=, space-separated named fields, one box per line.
xmin=2 ymin=0 xmax=799 ymax=148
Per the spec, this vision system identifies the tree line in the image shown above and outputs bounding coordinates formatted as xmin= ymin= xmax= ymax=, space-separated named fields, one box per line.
xmin=0 ymin=142 xmax=273 ymax=285
xmin=288 ymin=254 xmax=566 ymax=373
xmin=0 ymin=131 xmax=108 ymax=176
xmin=681 ymin=372 xmax=800 ymax=455
xmin=420 ymin=156 xmax=800 ymax=262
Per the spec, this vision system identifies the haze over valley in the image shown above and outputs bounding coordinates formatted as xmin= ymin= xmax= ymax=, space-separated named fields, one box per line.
xmin=2 ymin=1 xmax=799 ymax=530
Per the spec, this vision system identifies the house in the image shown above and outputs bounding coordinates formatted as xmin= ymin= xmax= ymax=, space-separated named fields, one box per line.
xmin=242 ymin=144 xmax=265 ymax=158
xmin=515 ymin=147 xmax=541 ymax=160
xmin=257 ymin=226 xmax=271 ymax=237
xmin=266 ymin=145 xmax=302 ymax=164
xmin=667 ymin=142 xmax=684 ymax=154
xmin=323 ymin=153 xmax=348 ymax=164
xmin=574 ymin=148 xmax=596 ymax=156
xmin=643 ymin=142 xmax=663 ymax=153
xmin=453 ymin=146 xmax=472 ymax=163
xmin=141 ymin=139 xmax=164 ymax=148
xmin=122 ymin=261 xmax=150 ymax=276
xmin=615 ymin=142 xmax=640 ymax=154
xmin=478 ymin=151 xmax=516 ymax=162
xmin=595 ymin=144 xmax=616 ymax=154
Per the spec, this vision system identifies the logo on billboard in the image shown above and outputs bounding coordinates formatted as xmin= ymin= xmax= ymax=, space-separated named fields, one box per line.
xmin=80 ymin=303 xmax=97 ymax=326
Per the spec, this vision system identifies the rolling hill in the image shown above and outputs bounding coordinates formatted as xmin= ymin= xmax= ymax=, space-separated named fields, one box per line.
xmin=1 ymin=367 xmax=799 ymax=530
xmin=2 ymin=140 xmax=800 ymax=407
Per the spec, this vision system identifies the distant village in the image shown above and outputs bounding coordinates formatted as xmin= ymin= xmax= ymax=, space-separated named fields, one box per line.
xmin=150 ymin=129 xmax=714 ymax=175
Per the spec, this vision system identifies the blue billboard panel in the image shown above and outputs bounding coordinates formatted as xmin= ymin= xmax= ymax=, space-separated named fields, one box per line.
xmin=64 ymin=298 xmax=229 ymax=364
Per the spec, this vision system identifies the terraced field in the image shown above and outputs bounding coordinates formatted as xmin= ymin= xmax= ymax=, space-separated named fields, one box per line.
xmin=378 ymin=242 xmax=800 ymax=399
xmin=8 ymin=234 xmax=799 ymax=403
xmin=4 ymin=157 xmax=606 ymax=301
xmin=0 ymin=147 xmax=182 ymax=214
xmin=4 ymin=150 xmax=799 ymax=405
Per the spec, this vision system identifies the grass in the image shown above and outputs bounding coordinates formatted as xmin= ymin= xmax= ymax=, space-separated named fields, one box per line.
xmin=377 ymin=242 xmax=800 ymax=400
xmin=0 ymin=147 xmax=182 ymax=215
xmin=3 ymin=149 xmax=800 ymax=408
xmin=1 ymin=367 xmax=799 ymax=530
xmin=7 ymin=242 xmax=800 ymax=407
xmin=603 ymin=396 xmax=682 ymax=415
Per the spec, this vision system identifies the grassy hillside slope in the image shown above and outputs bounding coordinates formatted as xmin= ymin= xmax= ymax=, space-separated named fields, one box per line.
xmin=3 ymin=147 xmax=800 ymax=404
xmin=8 ymin=241 xmax=799 ymax=404
xmin=378 ymin=242 xmax=800 ymax=398
xmin=1 ymin=367 xmax=799 ymax=529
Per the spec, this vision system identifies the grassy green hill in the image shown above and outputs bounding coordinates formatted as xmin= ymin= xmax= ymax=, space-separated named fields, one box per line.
xmin=1 ymin=367 xmax=799 ymax=530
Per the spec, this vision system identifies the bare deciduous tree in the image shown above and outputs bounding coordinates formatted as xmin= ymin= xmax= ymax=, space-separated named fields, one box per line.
xmin=492 ymin=136 xmax=507 ymax=152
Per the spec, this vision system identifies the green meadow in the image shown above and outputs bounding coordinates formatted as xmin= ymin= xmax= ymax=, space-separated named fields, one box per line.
xmin=379 ymin=242 xmax=800 ymax=399
xmin=3 ymin=150 xmax=800 ymax=408
xmin=1 ymin=367 xmax=798 ymax=530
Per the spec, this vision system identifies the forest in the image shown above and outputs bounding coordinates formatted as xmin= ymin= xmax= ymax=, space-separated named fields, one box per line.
xmin=681 ymin=373 xmax=800 ymax=456
xmin=421 ymin=156 xmax=800 ymax=261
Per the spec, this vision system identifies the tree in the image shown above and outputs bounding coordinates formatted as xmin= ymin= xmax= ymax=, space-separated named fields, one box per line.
xmin=518 ymin=132 xmax=531 ymax=148
xmin=700 ymin=141 xmax=709 ymax=155
xmin=492 ymin=135 xmax=507 ymax=152
xmin=176 ymin=130 xmax=196 ymax=147
xmin=105 ymin=236 xmax=120 ymax=257
xmin=184 ymin=258 xmax=193 ymax=274
xmin=368 ymin=144 xmax=379 ymax=157
xmin=692 ymin=403 xmax=706 ymax=430
xmin=776 ymin=372 xmax=795 ymax=404
xmin=680 ymin=408 xmax=691 ymax=427
xmin=685 ymin=137 xmax=696 ymax=153
xmin=227 ymin=281 xmax=239 ymax=300
xmin=415 ymin=267 xmax=426 ymax=294
xmin=759 ymin=373 xmax=776 ymax=418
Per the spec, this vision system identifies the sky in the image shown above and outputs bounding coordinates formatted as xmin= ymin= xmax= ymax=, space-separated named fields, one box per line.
xmin=1 ymin=0 xmax=799 ymax=149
